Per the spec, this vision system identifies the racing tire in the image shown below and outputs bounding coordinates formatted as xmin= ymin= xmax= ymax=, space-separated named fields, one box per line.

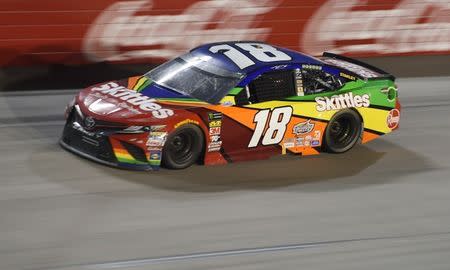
xmin=162 ymin=124 xmax=204 ymax=169
xmin=322 ymin=110 xmax=362 ymax=153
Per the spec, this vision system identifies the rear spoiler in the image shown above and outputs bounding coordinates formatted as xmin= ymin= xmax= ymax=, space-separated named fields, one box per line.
xmin=322 ymin=52 xmax=395 ymax=81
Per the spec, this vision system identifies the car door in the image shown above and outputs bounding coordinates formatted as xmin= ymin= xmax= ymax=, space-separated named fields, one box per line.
xmin=240 ymin=69 xmax=297 ymax=147
xmin=222 ymin=66 xmax=340 ymax=158
xmin=214 ymin=68 xmax=301 ymax=160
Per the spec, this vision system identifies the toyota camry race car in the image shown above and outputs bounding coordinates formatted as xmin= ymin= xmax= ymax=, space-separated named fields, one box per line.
xmin=60 ymin=41 xmax=401 ymax=170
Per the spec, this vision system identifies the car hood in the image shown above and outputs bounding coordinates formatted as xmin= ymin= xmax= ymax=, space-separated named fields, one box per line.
xmin=77 ymin=76 xmax=208 ymax=124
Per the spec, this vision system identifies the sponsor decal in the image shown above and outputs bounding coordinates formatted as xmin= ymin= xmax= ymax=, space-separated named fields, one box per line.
xmin=293 ymin=120 xmax=315 ymax=135
xmin=121 ymin=126 xmax=148 ymax=134
xmin=174 ymin=119 xmax=199 ymax=128
xmin=91 ymin=82 xmax=174 ymax=118
xmin=149 ymin=149 xmax=162 ymax=165
xmin=315 ymin=93 xmax=370 ymax=112
xmin=340 ymin=72 xmax=356 ymax=81
xmin=72 ymin=122 xmax=98 ymax=137
xmin=302 ymin=64 xmax=322 ymax=70
xmin=304 ymin=135 xmax=312 ymax=147
xmin=283 ymin=138 xmax=295 ymax=149
xmin=146 ymin=131 xmax=168 ymax=147
xmin=208 ymin=112 xmax=222 ymax=121
xmin=208 ymin=141 xmax=222 ymax=152
xmin=272 ymin=64 xmax=288 ymax=70
xmin=208 ymin=112 xmax=222 ymax=139
xmin=210 ymin=135 xmax=221 ymax=143
xmin=123 ymin=126 xmax=144 ymax=132
xmin=208 ymin=111 xmax=222 ymax=150
xmin=207 ymin=112 xmax=222 ymax=151
xmin=293 ymin=130 xmax=321 ymax=147
xmin=148 ymin=149 xmax=162 ymax=166
xmin=295 ymin=68 xmax=304 ymax=96
xmin=84 ymin=0 xmax=279 ymax=62
xmin=209 ymin=127 xmax=221 ymax=135
xmin=209 ymin=120 xmax=222 ymax=128
xmin=150 ymin=125 xmax=166 ymax=131
xmin=150 ymin=152 xmax=161 ymax=160
xmin=313 ymin=130 xmax=321 ymax=141
xmin=208 ymin=125 xmax=222 ymax=151
xmin=387 ymin=109 xmax=400 ymax=129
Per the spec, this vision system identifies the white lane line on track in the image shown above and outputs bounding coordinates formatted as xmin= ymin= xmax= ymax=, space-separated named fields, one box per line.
xmin=43 ymin=231 xmax=450 ymax=270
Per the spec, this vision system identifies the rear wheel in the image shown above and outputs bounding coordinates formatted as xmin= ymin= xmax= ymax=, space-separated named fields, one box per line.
xmin=162 ymin=124 xmax=204 ymax=169
xmin=323 ymin=110 xmax=362 ymax=153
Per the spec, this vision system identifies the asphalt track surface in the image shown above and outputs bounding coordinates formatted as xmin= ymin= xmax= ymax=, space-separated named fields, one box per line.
xmin=0 ymin=77 xmax=450 ymax=270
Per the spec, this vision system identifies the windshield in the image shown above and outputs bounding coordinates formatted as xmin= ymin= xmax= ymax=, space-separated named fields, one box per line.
xmin=145 ymin=53 xmax=244 ymax=104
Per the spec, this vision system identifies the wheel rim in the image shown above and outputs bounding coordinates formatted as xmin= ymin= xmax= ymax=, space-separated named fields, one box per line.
xmin=167 ymin=130 xmax=195 ymax=165
xmin=328 ymin=114 xmax=358 ymax=149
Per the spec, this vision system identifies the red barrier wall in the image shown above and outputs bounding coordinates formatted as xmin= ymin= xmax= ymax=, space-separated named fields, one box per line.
xmin=1 ymin=0 xmax=449 ymax=66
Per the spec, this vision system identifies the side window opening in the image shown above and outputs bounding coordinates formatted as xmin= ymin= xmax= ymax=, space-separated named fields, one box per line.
xmin=234 ymin=68 xmax=345 ymax=105
xmin=247 ymin=70 xmax=296 ymax=103
xmin=300 ymin=68 xmax=344 ymax=95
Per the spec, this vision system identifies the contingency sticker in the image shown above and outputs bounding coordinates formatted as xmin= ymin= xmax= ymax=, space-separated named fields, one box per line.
xmin=208 ymin=112 xmax=223 ymax=152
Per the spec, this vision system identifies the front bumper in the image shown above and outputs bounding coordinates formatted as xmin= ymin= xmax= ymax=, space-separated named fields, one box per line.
xmin=60 ymin=113 xmax=160 ymax=171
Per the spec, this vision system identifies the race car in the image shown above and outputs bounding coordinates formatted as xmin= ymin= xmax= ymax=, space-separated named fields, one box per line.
xmin=60 ymin=41 xmax=401 ymax=170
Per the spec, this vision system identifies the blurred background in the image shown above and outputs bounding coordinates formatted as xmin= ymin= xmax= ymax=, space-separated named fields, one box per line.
xmin=1 ymin=1 xmax=450 ymax=270
xmin=1 ymin=0 xmax=449 ymax=90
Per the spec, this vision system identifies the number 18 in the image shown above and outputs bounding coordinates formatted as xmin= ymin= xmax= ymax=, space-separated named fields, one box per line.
xmin=248 ymin=107 xmax=293 ymax=148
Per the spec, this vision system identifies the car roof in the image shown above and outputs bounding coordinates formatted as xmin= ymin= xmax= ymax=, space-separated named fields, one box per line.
xmin=190 ymin=41 xmax=324 ymax=74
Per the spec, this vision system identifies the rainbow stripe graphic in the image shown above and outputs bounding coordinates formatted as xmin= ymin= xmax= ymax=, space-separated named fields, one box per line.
xmin=110 ymin=139 xmax=148 ymax=165
xmin=128 ymin=76 xmax=152 ymax=92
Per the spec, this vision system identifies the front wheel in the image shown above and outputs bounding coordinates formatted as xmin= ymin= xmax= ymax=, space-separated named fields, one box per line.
xmin=162 ymin=124 xmax=204 ymax=169
xmin=322 ymin=110 xmax=362 ymax=153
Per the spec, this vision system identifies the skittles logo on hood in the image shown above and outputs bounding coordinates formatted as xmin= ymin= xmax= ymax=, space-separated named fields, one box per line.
xmin=91 ymin=82 xmax=174 ymax=119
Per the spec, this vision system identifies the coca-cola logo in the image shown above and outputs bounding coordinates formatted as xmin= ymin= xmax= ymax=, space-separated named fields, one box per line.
xmin=83 ymin=0 xmax=279 ymax=62
xmin=387 ymin=109 xmax=400 ymax=129
xmin=79 ymin=0 xmax=450 ymax=65
xmin=302 ymin=0 xmax=450 ymax=56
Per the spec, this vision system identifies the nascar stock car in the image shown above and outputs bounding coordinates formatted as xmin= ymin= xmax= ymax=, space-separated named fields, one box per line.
xmin=60 ymin=41 xmax=401 ymax=170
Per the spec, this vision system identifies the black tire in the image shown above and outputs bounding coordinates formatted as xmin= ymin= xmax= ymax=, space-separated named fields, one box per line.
xmin=323 ymin=110 xmax=362 ymax=153
xmin=162 ymin=124 xmax=204 ymax=169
